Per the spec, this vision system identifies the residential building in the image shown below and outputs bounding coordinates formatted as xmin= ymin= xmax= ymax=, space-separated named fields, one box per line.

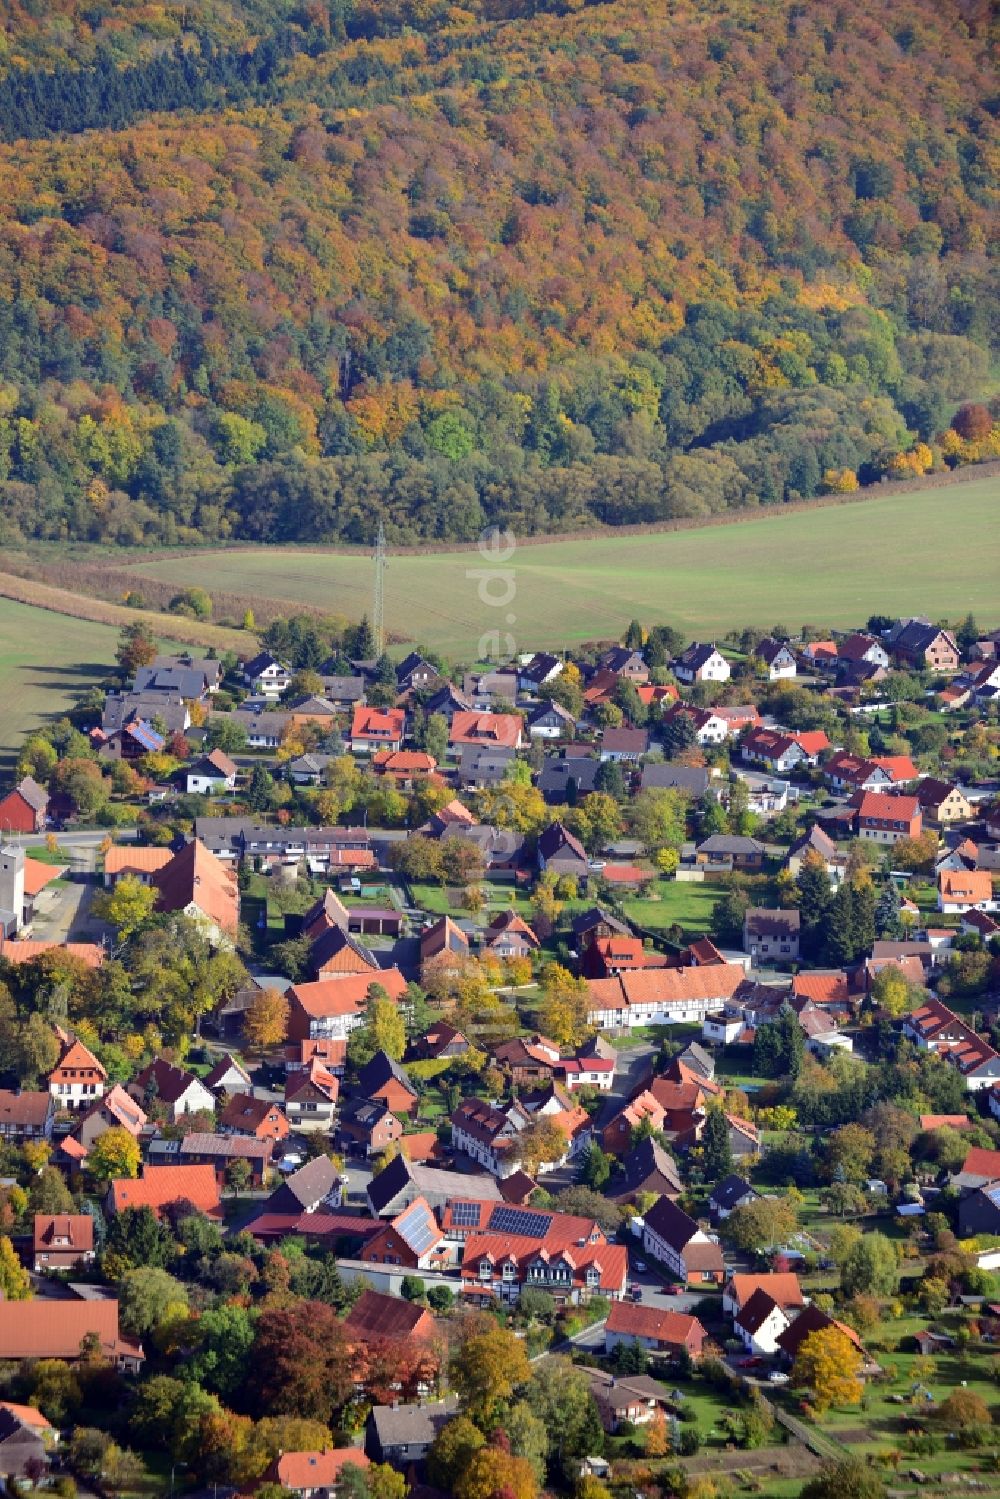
xmin=152 ymin=839 xmax=239 ymax=944
xmin=358 ymin=1196 xmax=448 ymax=1270
xmin=460 ymin=1204 xmax=627 ymax=1305
xmin=102 ymin=845 xmax=173 ymax=887
xmin=218 ymin=1094 xmax=289 ymax=1142
xmin=600 ymin=728 xmax=649 ymax=763
xmin=0 ymin=1403 xmax=54 ymax=1480
xmin=641 ymin=762 xmax=713 ymax=796
xmin=132 ymin=1058 xmax=215 ymax=1120
xmin=0 ymin=1302 xmax=143 ymax=1370
xmin=32 ymin=1214 xmax=95 ymax=1271
xmin=673 ymin=643 xmax=730 ymax=684
xmin=536 ymin=821 xmax=589 ymax=879
xmin=539 ymin=755 xmax=601 ymax=803
xmin=743 ymin=908 xmax=801 ymax=963
xmin=734 ymin=1289 xmax=792 ymax=1355
xmin=337 ymin=1097 xmax=402 ymax=1156
xmin=584 ymin=1369 xmax=676 ymax=1434
xmin=343 ymin=1289 xmax=436 ymax=1354
xmin=451 ymin=1098 xmax=528 ymax=1177
xmin=586 ymin=963 xmax=745 ymax=1030
xmin=261 ymin=1450 xmax=369 ymax=1498
xmin=694 ymin=835 xmax=766 ymax=871
xmin=419 ymin=915 xmax=470 ymax=979
xmin=608 ymin=1137 xmax=683 ymax=1203
xmin=837 ymin=632 xmax=889 ymax=669
xmin=604 ymin=1301 xmax=706 ymax=1357
xmin=351 ymin=707 xmax=406 ymax=755
xmin=903 ymin=997 xmax=1000 ymax=1092
xmin=174 ymin=1131 xmax=272 ymax=1187
xmin=641 ymin=1196 xmax=724 ymax=1283
xmin=184 ymin=749 xmax=238 ymax=796
xmin=756 ymin=638 xmax=797 ymax=679
xmin=107 ymin=1164 xmax=223 ymax=1219
xmin=449 ymin=711 xmax=524 ymax=753
xmin=888 ymin=618 xmax=960 ymax=671
xmin=204 ymin=1053 xmax=253 ymax=1095
xmin=708 ymin=1175 xmax=759 ymax=1222
xmin=48 ymin=1037 xmax=107 ymax=1111
xmin=526 ymin=701 xmax=576 ymax=740
xmin=285 ymin=1057 xmax=340 ymax=1131
xmin=854 ymin=791 xmax=922 ymax=846
xmin=366 ymin=1398 xmax=460 ymax=1468
xmin=243 ymin=652 xmax=293 ymax=697
xmin=915 ymin=778 xmax=973 ymax=826
xmin=723 ymin=1272 xmax=805 ymax=1319
xmin=938 ymin=869 xmax=996 ymax=914
xmin=286 ymin=970 xmax=407 ymax=1042
xmin=366 ymin=1155 xmax=504 ymax=1218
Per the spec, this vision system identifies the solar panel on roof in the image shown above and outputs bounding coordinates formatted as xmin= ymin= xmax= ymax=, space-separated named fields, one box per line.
xmin=451 ymin=1200 xmax=481 ymax=1227
xmin=488 ymin=1205 xmax=552 ymax=1238
xmin=400 ymin=1200 xmax=438 ymax=1255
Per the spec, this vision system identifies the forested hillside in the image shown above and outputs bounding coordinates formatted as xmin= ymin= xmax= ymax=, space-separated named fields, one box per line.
xmin=0 ymin=0 xmax=995 ymax=547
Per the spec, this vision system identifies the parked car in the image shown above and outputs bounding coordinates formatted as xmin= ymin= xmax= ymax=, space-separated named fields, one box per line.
xmin=768 ymin=1371 xmax=789 ymax=1385
xmin=739 ymin=1356 xmax=765 ymax=1369
xmin=635 ymin=1260 xmax=648 ymax=1272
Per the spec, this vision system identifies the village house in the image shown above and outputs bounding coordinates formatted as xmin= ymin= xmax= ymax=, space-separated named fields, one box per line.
xmin=915 ymin=778 xmax=973 ymax=826
xmin=261 ymin=1449 xmax=369 ymax=1499
xmin=888 ymin=618 xmax=960 ymax=671
xmin=695 ymin=834 xmax=766 ymax=871
xmin=366 ymin=1397 xmax=460 ymax=1469
xmin=708 ymin=1175 xmax=759 ymax=1223
xmin=837 ymin=632 xmax=890 ymax=670
xmin=108 ymin=1163 xmax=223 ymax=1220
xmin=743 ymin=908 xmax=801 ymax=964
xmin=0 ymin=1301 xmax=144 ymax=1371
xmin=450 ymin=1097 xmax=528 ymax=1177
xmin=286 ymin=970 xmax=408 ymax=1042
xmin=343 ymin=1288 xmax=437 ymax=1361
xmin=0 ymin=1402 xmax=54 ymax=1480
xmin=350 ymin=706 xmax=406 ymax=754
xmin=59 ymin=1085 xmax=147 ymax=1166
xmin=243 ymin=651 xmax=293 ymax=697
xmin=854 ymin=791 xmax=922 ymax=845
xmin=218 ymin=1094 xmax=290 ymax=1143
xmin=904 ymin=997 xmax=1000 ymax=1092
xmin=170 ymin=1131 xmax=272 ymax=1187
xmin=132 ymin=1058 xmax=215 ymax=1120
xmin=32 ymin=1213 xmax=95 ymax=1272
xmin=449 ymin=710 xmax=524 ymax=753
xmin=48 ymin=1036 xmax=107 ymax=1111
xmin=526 ymin=700 xmax=576 ymax=740
xmin=338 ymin=1097 xmax=402 ymax=1156
xmin=419 ymin=915 xmax=470 ymax=979
xmin=662 ymin=703 xmax=729 ymax=746
xmin=459 ymin=1203 xmax=627 ymax=1306
xmin=673 ymin=643 xmax=731 ymax=684
xmin=355 ymin=1051 xmax=419 ymax=1117
xmin=755 ymin=637 xmax=797 ymax=679
xmin=285 ymin=1057 xmax=340 ymax=1131
xmin=536 ymin=821 xmax=590 ymax=880
xmin=371 ymin=749 xmax=438 ymax=788
xmin=184 ymin=748 xmax=238 ymax=796
xmin=366 ymin=1156 xmax=504 ymax=1218
xmin=204 ymin=1053 xmax=253 ymax=1096
xmin=539 ymin=755 xmax=600 ymax=803
xmin=584 ymin=1369 xmax=677 ymax=1434
xmin=641 ymin=1195 xmax=724 ymax=1284
xmin=600 ymin=728 xmax=649 ymax=763
xmin=587 ymin=963 xmax=745 ymax=1030
xmin=938 ymin=868 xmax=997 ymax=914
xmin=734 ymin=1289 xmax=793 ymax=1356
xmin=358 ymin=1196 xmax=449 ymax=1271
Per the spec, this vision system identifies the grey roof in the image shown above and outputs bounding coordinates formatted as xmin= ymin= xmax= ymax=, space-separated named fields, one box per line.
xmin=370 ymin=1396 xmax=460 ymax=1450
xmin=745 ymin=907 xmax=801 ymax=936
xmin=710 ymin=1173 xmax=758 ymax=1211
xmin=675 ymin=642 xmax=721 ymax=671
xmin=527 ymin=699 xmax=575 ymax=728
xmin=320 ymin=675 xmax=366 ymax=701
xmin=458 ymin=743 xmax=516 ymax=785
xmin=340 ymin=1097 xmax=397 ymax=1128
xmin=538 ymin=756 xmax=600 ymax=799
xmin=269 ymin=1153 xmax=338 ymax=1211
xmin=612 ymin=1138 xmax=682 ymax=1198
xmin=572 ymin=906 xmax=630 ymax=938
xmin=14 ymin=776 xmax=48 ymax=813
xmin=601 ymin=727 xmax=649 ymax=753
xmin=697 ymin=834 xmax=766 ymax=855
xmin=788 ymin=824 xmax=837 ymax=860
xmin=677 ymin=1041 xmax=714 ymax=1079
xmin=134 ymin=664 xmax=213 ymax=698
xmin=179 ymin=1132 xmax=271 ymax=1161
xmin=367 ymin=1154 xmax=503 ymax=1216
xmin=244 ymin=652 xmax=290 ymax=678
xmin=641 ymin=762 xmax=711 ymax=796
xmin=103 ymin=693 xmax=189 ymax=734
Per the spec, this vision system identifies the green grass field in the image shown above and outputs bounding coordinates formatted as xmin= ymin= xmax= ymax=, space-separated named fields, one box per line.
xmin=125 ymin=475 xmax=1000 ymax=657
xmin=0 ymin=598 xmax=124 ymax=767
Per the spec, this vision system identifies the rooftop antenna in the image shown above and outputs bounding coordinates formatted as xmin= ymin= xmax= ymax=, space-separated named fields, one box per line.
xmin=372 ymin=520 xmax=386 ymax=657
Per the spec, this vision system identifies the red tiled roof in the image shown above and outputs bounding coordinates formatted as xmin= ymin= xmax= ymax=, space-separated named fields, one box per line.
xmin=267 ymin=1451 xmax=369 ymax=1490
xmin=49 ymin=1038 xmax=107 ymax=1084
xmin=289 ymin=969 xmax=407 ymax=1018
xmin=0 ymin=1300 xmax=141 ymax=1362
xmin=792 ymin=972 xmax=850 ymax=1006
xmin=960 ymin=1146 xmax=1000 ymax=1180
xmin=104 ymin=845 xmax=173 ymax=876
xmin=153 ymin=839 xmax=239 ymax=933
xmin=855 ymin=791 xmax=920 ymax=822
xmin=0 ymin=940 xmax=103 ymax=967
xmin=605 ymin=1300 xmax=704 ymax=1345
xmin=109 ymin=1164 xmax=222 ymax=1219
xmin=726 ymin=1272 xmax=804 ymax=1310
xmin=939 ymin=869 xmax=993 ymax=903
xmin=351 ymin=707 xmax=405 ymax=739
xmin=449 ymin=711 xmax=522 ymax=748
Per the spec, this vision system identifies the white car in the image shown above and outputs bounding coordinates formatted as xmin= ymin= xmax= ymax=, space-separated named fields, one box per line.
xmin=635 ymin=1260 xmax=648 ymax=1272
xmin=277 ymin=1152 xmax=304 ymax=1173
xmin=768 ymin=1371 xmax=789 ymax=1385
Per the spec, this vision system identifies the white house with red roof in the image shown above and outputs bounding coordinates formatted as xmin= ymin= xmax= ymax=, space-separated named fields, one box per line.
xmin=48 ymin=1036 xmax=107 ymax=1111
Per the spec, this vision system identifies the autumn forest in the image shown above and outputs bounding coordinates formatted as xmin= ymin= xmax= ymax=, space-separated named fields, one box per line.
xmin=0 ymin=0 xmax=995 ymax=549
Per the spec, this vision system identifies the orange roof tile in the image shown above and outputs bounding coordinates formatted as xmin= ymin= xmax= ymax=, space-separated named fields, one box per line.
xmin=289 ymin=969 xmax=407 ymax=1018
xmin=110 ymin=1164 xmax=222 ymax=1219
xmin=104 ymin=845 xmax=174 ymax=876
xmin=152 ymin=839 xmax=238 ymax=933
xmin=0 ymin=940 xmax=103 ymax=967
xmin=22 ymin=858 xmax=61 ymax=898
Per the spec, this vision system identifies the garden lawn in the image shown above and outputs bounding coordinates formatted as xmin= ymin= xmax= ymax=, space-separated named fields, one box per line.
xmin=622 ymin=879 xmax=726 ymax=935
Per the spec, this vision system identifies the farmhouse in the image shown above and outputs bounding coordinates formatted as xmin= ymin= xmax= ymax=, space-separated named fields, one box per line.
xmin=641 ymin=1195 xmax=724 ymax=1283
xmin=604 ymin=1301 xmax=706 ymax=1357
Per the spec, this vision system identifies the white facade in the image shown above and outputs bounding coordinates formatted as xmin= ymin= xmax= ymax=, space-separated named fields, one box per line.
xmin=736 ymin=1301 xmax=790 ymax=1355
